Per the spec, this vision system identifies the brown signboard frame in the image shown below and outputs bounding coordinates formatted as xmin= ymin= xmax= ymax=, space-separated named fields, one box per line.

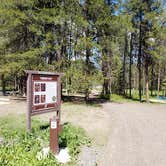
xmin=26 ymin=70 xmax=62 ymax=131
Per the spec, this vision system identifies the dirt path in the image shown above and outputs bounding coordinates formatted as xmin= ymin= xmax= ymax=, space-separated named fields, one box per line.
xmin=100 ymin=102 xmax=166 ymax=166
xmin=0 ymin=97 xmax=26 ymax=117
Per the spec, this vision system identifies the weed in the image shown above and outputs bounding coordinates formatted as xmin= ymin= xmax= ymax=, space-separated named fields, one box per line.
xmin=0 ymin=116 xmax=90 ymax=166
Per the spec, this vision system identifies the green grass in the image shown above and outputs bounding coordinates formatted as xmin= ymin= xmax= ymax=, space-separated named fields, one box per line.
xmin=0 ymin=115 xmax=90 ymax=166
xmin=111 ymin=92 xmax=165 ymax=103
xmin=0 ymin=87 xmax=13 ymax=91
xmin=111 ymin=94 xmax=134 ymax=102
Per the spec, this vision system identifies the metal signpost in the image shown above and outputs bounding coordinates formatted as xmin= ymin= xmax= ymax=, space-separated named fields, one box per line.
xmin=26 ymin=70 xmax=62 ymax=154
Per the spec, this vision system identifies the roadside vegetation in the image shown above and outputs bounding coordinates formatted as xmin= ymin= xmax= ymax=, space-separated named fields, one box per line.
xmin=0 ymin=115 xmax=91 ymax=166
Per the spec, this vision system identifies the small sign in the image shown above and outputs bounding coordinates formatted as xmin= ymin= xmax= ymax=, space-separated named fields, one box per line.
xmin=51 ymin=121 xmax=57 ymax=129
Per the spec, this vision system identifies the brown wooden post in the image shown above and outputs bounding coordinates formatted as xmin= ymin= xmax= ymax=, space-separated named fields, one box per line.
xmin=56 ymin=117 xmax=62 ymax=134
xmin=58 ymin=76 xmax=61 ymax=115
xmin=27 ymin=73 xmax=32 ymax=131
xmin=57 ymin=75 xmax=61 ymax=132
xmin=50 ymin=116 xmax=59 ymax=155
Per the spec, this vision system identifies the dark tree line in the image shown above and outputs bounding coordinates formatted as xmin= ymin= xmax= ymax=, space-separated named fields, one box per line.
xmin=0 ymin=0 xmax=166 ymax=102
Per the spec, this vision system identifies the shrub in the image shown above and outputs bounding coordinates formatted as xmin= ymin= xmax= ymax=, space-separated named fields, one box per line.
xmin=0 ymin=117 xmax=90 ymax=166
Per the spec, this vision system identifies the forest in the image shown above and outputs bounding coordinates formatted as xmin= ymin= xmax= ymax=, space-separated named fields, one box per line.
xmin=0 ymin=0 xmax=166 ymax=103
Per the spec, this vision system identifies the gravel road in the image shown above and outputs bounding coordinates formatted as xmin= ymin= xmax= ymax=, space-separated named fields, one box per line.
xmin=100 ymin=102 xmax=166 ymax=166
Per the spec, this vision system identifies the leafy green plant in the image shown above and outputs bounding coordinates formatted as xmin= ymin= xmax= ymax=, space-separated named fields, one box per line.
xmin=59 ymin=123 xmax=91 ymax=157
xmin=0 ymin=116 xmax=90 ymax=166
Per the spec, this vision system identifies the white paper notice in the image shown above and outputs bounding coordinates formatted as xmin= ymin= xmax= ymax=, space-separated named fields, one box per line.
xmin=46 ymin=82 xmax=57 ymax=103
xmin=33 ymin=81 xmax=57 ymax=105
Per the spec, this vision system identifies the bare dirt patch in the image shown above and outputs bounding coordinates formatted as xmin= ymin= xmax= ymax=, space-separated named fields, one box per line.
xmin=0 ymin=97 xmax=26 ymax=117
xmin=38 ymin=103 xmax=111 ymax=146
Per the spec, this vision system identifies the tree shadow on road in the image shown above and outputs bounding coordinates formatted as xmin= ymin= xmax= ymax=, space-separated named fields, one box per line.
xmin=62 ymin=95 xmax=108 ymax=107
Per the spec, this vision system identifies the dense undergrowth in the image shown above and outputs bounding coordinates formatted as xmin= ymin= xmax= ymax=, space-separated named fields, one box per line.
xmin=0 ymin=116 xmax=90 ymax=166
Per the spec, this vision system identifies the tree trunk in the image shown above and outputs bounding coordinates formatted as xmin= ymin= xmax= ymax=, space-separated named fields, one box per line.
xmin=129 ymin=33 xmax=133 ymax=98
xmin=85 ymin=47 xmax=91 ymax=101
xmin=1 ymin=74 xmax=6 ymax=96
xmin=138 ymin=17 xmax=142 ymax=102
xmin=157 ymin=62 xmax=161 ymax=98
xmin=102 ymin=50 xmax=111 ymax=99
xmin=145 ymin=62 xmax=149 ymax=103
xmin=151 ymin=64 xmax=154 ymax=96
xmin=122 ymin=32 xmax=128 ymax=96
xmin=102 ymin=76 xmax=111 ymax=96
xmin=142 ymin=67 xmax=145 ymax=95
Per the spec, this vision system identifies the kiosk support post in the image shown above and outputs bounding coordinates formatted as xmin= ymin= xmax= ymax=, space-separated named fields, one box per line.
xmin=27 ymin=73 xmax=32 ymax=131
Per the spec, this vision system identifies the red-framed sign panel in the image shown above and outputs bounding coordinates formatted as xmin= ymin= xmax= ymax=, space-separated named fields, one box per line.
xmin=26 ymin=70 xmax=62 ymax=131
